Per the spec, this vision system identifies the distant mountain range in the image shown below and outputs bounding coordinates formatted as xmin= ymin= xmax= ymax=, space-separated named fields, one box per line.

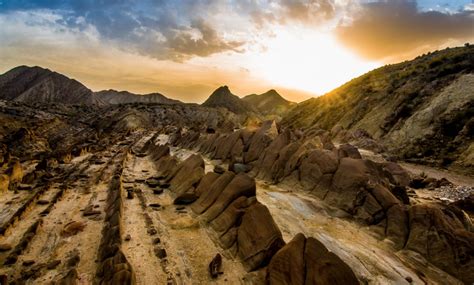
xmin=95 ymin=90 xmax=181 ymax=105
xmin=0 ymin=66 xmax=293 ymax=118
xmin=0 ymin=66 xmax=103 ymax=105
xmin=242 ymin=89 xmax=295 ymax=116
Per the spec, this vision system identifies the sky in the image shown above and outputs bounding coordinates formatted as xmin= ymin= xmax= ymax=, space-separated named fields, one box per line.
xmin=0 ymin=0 xmax=473 ymax=103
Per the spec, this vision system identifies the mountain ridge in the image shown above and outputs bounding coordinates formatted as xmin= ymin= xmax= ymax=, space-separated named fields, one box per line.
xmin=95 ymin=89 xmax=181 ymax=105
xmin=281 ymin=45 xmax=474 ymax=168
xmin=0 ymin=65 xmax=104 ymax=105
xmin=242 ymin=89 xmax=295 ymax=117
xmin=202 ymin=85 xmax=259 ymax=115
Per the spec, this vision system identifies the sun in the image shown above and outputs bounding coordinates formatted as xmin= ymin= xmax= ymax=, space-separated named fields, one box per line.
xmin=246 ymin=26 xmax=381 ymax=96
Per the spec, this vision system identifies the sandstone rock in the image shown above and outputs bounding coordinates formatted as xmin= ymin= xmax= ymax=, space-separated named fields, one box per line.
xmin=173 ymin=192 xmax=198 ymax=205
xmin=61 ymin=221 xmax=86 ymax=237
xmin=194 ymin=172 xmax=220 ymax=197
xmin=169 ymin=154 xmax=204 ymax=196
xmin=257 ymin=130 xmax=291 ymax=181
xmin=0 ymin=243 xmax=12 ymax=252
xmin=0 ymin=174 xmax=9 ymax=193
xmin=337 ymin=144 xmax=362 ymax=159
xmin=327 ymin=158 xmax=369 ymax=211
xmin=229 ymin=163 xmax=251 ymax=174
xmin=267 ymin=233 xmax=305 ymax=285
xmin=201 ymin=173 xmax=256 ymax=222
xmin=244 ymin=121 xmax=278 ymax=163
xmin=304 ymin=237 xmax=359 ymax=285
xmin=209 ymin=253 xmax=223 ymax=279
xmin=191 ymin=171 xmax=235 ymax=214
xmin=210 ymin=196 xmax=256 ymax=235
xmin=237 ymin=202 xmax=285 ymax=271
xmin=406 ymin=204 xmax=474 ymax=284
xmin=386 ymin=204 xmax=408 ymax=249
xmin=271 ymin=142 xmax=301 ymax=182
xmin=214 ymin=165 xmax=226 ymax=174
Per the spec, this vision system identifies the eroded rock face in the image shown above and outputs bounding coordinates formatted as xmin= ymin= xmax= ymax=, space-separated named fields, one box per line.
xmin=267 ymin=233 xmax=359 ymax=285
xmin=406 ymin=204 xmax=474 ymax=284
xmin=173 ymin=122 xmax=473 ymax=283
xmin=237 ymin=202 xmax=285 ymax=271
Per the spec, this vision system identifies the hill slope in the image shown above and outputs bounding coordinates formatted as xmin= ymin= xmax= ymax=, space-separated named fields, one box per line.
xmin=96 ymin=90 xmax=181 ymax=105
xmin=202 ymin=86 xmax=258 ymax=115
xmin=0 ymin=66 xmax=103 ymax=105
xmin=242 ymin=89 xmax=294 ymax=117
xmin=281 ymin=46 xmax=474 ymax=168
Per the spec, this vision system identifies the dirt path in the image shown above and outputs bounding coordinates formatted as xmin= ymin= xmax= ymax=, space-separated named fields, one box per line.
xmin=119 ymin=136 xmax=247 ymax=284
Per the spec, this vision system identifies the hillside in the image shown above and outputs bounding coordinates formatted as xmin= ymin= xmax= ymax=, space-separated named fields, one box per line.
xmin=0 ymin=66 xmax=103 ymax=105
xmin=96 ymin=90 xmax=181 ymax=105
xmin=242 ymin=89 xmax=295 ymax=117
xmin=202 ymin=86 xmax=258 ymax=115
xmin=281 ymin=46 xmax=474 ymax=168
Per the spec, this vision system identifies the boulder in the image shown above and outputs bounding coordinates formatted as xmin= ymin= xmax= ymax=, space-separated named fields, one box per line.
xmin=191 ymin=171 xmax=235 ymax=214
xmin=169 ymin=155 xmax=205 ymax=196
xmin=201 ymin=173 xmax=256 ymax=222
xmin=194 ymin=172 xmax=220 ymax=197
xmin=209 ymin=253 xmax=223 ymax=279
xmin=327 ymin=158 xmax=369 ymax=211
xmin=406 ymin=204 xmax=474 ymax=284
xmin=271 ymin=142 xmax=301 ymax=182
xmin=0 ymin=174 xmax=9 ymax=193
xmin=244 ymin=121 xmax=278 ymax=163
xmin=237 ymin=202 xmax=285 ymax=271
xmin=267 ymin=233 xmax=305 ymax=285
xmin=304 ymin=237 xmax=359 ymax=285
xmin=337 ymin=144 xmax=362 ymax=159
xmin=173 ymin=192 xmax=198 ymax=205
xmin=386 ymin=204 xmax=408 ymax=249
xmin=61 ymin=221 xmax=86 ymax=237
xmin=257 ymin=130 xmax=291 ymax=181
xmin=210 ymin=196 xmax=256 ymax=235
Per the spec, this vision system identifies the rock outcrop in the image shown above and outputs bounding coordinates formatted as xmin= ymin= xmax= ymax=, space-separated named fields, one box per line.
xmin=172 ymin=122 xmax=474 ymax=284
xmin=146 ymin=140 xmax=358 ymax=284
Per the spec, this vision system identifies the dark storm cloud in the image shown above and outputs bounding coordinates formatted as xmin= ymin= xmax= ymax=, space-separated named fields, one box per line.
xmin=335 ymin=0 xmax=474 ymax=61
xmin=0 ymin=0 xmax=244 ymax=61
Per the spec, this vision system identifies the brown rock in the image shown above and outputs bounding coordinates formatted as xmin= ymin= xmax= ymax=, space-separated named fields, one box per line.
xmin=267 ymin=233 xmax=305 ymax=285
xmin=201 ymin=173 xmax=256 ymax=222
xmin=237 ymin=202 xmax=285 ymax=271
xmin=194 ymin=172 xmax=220 ymax=197
xmin=61 ymin=221 xmax=86 ymax=237
xmin=337 ymin=144 xmax=362 ymax=159
xmin=209 ymin=253 xmax=223 ymax=279
xmin=406 ymin=204 xmax=474 ymax=284
xmin=191 ymin=171 xmax=235 ymax=214
xmin=304 ymin=237 xmax=358 ymax=285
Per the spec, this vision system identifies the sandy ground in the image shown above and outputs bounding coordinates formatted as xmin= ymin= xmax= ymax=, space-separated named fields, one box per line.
xmin=120 ymin=134 xmax=247 ymax=285
xmin=0 ymin=138 xmax=132 ymax=284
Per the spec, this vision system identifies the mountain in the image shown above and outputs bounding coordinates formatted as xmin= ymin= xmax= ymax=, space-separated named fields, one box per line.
xmin=242 ymin=89 xmax=295 ymax=116
xmin=281 ymin=45 xmax=474 ymax=168
xmin=202 ymin=86 xmax=258 ymax=115
xmin=95 ymin=90 xmax=181 ymax=105
xmin=0 ymin=66 xmax=103 ymax=105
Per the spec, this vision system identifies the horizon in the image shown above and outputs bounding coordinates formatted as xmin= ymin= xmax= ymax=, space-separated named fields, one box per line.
xmin=1 ymin=0 xmax=473 ymax=103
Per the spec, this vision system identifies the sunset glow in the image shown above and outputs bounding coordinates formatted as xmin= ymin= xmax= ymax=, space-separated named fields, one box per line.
xmin=0 ymin=0 xmax=472 ymax=102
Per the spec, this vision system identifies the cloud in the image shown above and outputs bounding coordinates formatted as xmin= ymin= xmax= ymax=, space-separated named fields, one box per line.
xmin=0 ymin=0 xmax=246 ymax=61
xmin=163 ymin=19 xmax=245 ymax=61
xmin=335 ymin=0 xmax=474 ymax=61
xmin=247 ymin=0 xmax=339 ymax=28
